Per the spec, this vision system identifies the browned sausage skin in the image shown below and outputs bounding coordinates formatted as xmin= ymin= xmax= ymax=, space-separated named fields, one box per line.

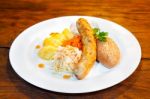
xmin=74 ymin=18 xmax=96 ymax=80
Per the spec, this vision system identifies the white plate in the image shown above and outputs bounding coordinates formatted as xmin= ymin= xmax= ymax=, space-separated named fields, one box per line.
xmin=9 ymin=16 xmax=141 ymax=93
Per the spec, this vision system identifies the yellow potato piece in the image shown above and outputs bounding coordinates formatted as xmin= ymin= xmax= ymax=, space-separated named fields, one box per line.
xmin=50 ymin=32 xmax=66 ymax=41
xmin=43 ymin=37 xmax=62 ymax=47
xmin=43 ymin=33 xmax=66 ymax=47
xmin=38 ymin=45 xmax=57 ymax=60
xmin=39 ymin=29 xmax=74 ymax=60
xmin=62 ymin=28 xmax=74 ymax=40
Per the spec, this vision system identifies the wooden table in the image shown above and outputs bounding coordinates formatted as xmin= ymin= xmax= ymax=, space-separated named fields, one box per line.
xmin=0 ymin=0 xmax=150 ymax=99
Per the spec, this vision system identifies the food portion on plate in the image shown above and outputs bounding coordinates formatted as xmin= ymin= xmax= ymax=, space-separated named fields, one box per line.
xmin=93 ymin=28 xmax=120 ymax=68
xmin=37 ymin=18 xmax=120 ymax=80
xmin=74 ymin=18 xmax=96 ymax=79
xmin=38 ymin=28 xmax=74 ymax=60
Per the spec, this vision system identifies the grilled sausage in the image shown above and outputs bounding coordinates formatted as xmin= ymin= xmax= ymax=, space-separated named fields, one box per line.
xmin=74 ymin=18 xmax=96 ymax=79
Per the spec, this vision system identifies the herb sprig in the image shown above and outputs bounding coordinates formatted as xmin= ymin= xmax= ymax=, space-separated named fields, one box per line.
xmin=93 ymin=28 xmax=108 ymax=42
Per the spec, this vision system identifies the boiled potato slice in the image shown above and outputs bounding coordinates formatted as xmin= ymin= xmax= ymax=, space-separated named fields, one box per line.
xmin=43 ymin=33 xmax=66 ymax=47
xmin=62 ymin=28 xmax=74 ymax=40
xmin=38 ymin=45 xmax=57 ymax=60
xmin=43 ymin=37 xmax=62 ymax=47
xmin=50 ymin=32 xmax=66 ymax=41
xmin=43 ymin=29 xmax=73 ymax=47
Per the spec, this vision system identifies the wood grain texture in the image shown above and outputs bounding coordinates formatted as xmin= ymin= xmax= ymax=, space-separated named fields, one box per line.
xmin=0 ymin=0 xmax=150 ymax=99
xmin=0 ymin=0 xmax=149 ymax=58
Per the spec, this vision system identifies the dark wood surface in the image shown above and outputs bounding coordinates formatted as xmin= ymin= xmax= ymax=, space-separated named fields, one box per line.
xmin=0 ymin=0 xmax=150 ymax=99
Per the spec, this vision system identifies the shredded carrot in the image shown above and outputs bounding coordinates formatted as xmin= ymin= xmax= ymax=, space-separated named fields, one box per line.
xmin=63 ymin=35 xmax=82 ymax=50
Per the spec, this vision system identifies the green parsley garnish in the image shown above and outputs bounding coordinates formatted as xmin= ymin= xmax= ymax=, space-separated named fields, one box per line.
xmin=93 ymin=28 xmax=108 ymax=42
